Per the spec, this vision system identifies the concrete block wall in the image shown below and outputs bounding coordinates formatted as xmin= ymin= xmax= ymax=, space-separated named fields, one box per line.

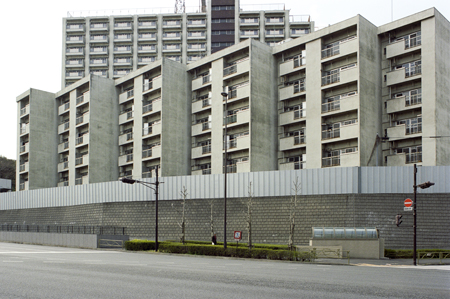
xmin=1 ymin=193 xmax=448 ymax=249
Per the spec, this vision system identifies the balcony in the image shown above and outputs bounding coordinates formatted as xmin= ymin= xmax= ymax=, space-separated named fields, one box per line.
xmin=58 ymin=161 xmax=69 ymax=172
xmin=113 ymin=46 xmax=132 ymax=55
xmin=114 ymin=58 xmax=132 ymax=67
xmin=19 ymin=181 xmax=29 ymax=191
xmin=119 ymin=89 xmax=134 ymax=104
xmin=142 ymin=122 xmax=162 ymax=138
xmin=66 ymin=36 xmax=84 ymax=44
xmin=279 ymin=135 xmax=305 ymax=151
xmin=187 ymin=31 xmax=206 ymax=40
xmin=321 ymin=66 xmax=358 ymax=88
xmin=322 ymin=123 xmax=358 ymax=143
xmin=114 ymin=34 xmax=132 ymax=43
xmin=387 ymin=152 xmax=422 ymax=166
xmin=89 ymin=35 xmax=108 ymax=43
xmin=20 ymin=105 xmax=29 ymax=117
xmin=90 ymin=58 xmax=108 ymax=67
xmin=321 ymin=93 xmax=359 ymax=115
xmin=162 ymin=32 xmax=181 ymax=41
xmin=387 ymin=123 xmax=422 ymax=141
xmin=163 ymin=20 xmax=181 ymax=28
xmin=89 ymin=47 xmax=108 ymax=55
xmin=236 ymin=160 xmax=250 ymax=173
xmin=58 ymin=141 xmax=69 ymax=153
xmin=66 ymin=59 xmax=84 ymax=68
xmin=57 ymin=181 xmax=69 ymax=187
xmin=225 ymin=109 xmax=250 ymax=127
xmin=66 ymin=24 xmax=85 ymax=32
xmin=66 ymin=71 xmax=84 ymax=80
xmin=76 ymin=112 xmax=89 ymax=126
xmin=138 ymin=45 xmax=157 ymax=54
xmin=76 ymin=91 xmax=90 ymax=106
xmin=19 ymin=143 xmax=29 ymax=154
xmin=58 ymin=102 xmax=70 ymax=115
xmin=187 ymin=44 xmax=206 ymax=52
xmin=279 ymin=56 xmax=306 ymax=76
xmin=90 ymin=23 xmax=109 ymax=31
xmin=118 ymin=131 xmax=133 ymax=145
xmin=138 ymin=21 xmax=157 ymax=29
xmin=226 ymin=83 xmax=250 ymax=102
xmin=321 ymin=37 xmax=358 ymax=61
xmin=191 ymin=144 xmax=211 ymax=159
xmin=386 ymin=94 xmax=422 ymax=114
xmin=19 ymin=162 xmax=29 ymax=173
xmin=75 ymin=175 xmax=89 ymax=185
xmin=279 ymin=80 xmax=305 ymax=101
xmin=279 ymin=161 xmax=304 ymax=171
xmin=74 ymin=135 xmax=87 ymax=148
xmin=66 ymin=47 xmax=84 ymax=56
xmin=75 ymin=133 xmax=89 ymax=147
xmin=386 ymin=36 xmax=421 ymax=59
xmin=386 ymin=65 xmax=421 ymax=86
xmin=143 ymin=76 xmax=162 ymax=93
xmin=75 ymin=155 xmax=89 ymax=167
xmin=58 ymin=121 xmax=70 ymax=134
xmin=322 ymin=151 xmax=358 ymax=168
xmin=114 ymin=22 xmax=133 ymax=30
xmin=192 ymin=97 xmax=211 ymax=113
xmin=119 ymin=170 xmax=133 ymax=179
xmin=279 ymin=109 xmax=305 ymax=126
xmin=143 ymin=98 xmax=162 ymax=115
xmin=225 ymin=135 xmax=250 ymax=152
xmin=187 ymin=19 xmax=206 ymax=28
xmin=138 ymin=33 xmax=157 ymax=42
xmin=223 ymin=58 xmax=249 ymax=78
xmin=19 ymin=123 xmax=29 ymax=136
xmin=162 ymin=44 xmax=181 ymax=53
xmin=192 ymin=121 xmax=211 ymax=136
xmin=192 ymin=74 xmax=211 ymax=91
xmin=119 ymin=110 xmax=134 ymax=124
xmin=142 ymin=145 xmax=161 ymax=160
xmin=118 ymin=153 xmax=134 ymax=166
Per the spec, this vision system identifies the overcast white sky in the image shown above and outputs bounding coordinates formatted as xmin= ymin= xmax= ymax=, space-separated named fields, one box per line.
xmin=1 ymin=0 xmax=448 ymax=160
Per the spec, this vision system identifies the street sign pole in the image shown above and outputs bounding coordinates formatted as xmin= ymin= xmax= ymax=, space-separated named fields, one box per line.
xmin=413 ymin=164 xmax=417 ymax=266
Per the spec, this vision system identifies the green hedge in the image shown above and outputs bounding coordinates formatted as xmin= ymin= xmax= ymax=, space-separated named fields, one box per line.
xmin=124 ymin=240 xmax=312 ymax=261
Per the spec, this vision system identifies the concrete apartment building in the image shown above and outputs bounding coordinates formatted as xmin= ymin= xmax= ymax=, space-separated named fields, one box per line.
xmin=62 ymin=0 xmax=313 ymax=87
xmin=16 ymin=8 xmax=450 ymax=191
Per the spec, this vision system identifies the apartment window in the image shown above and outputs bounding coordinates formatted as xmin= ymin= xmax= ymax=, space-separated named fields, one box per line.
xmin=393 ymin=60 xmax=421 ymax=77
xmin=212 ymin=42 xmax=234 ymax=48
xmin=91 ymin=22 xmax=108 ymax=29
xmin=285 ymin=129 xmax=306 ymax=144
xmin=163 ymin=32 xmax=181 ymax=38
xmin=392 ymin=88 xmax=422 ymax=106
xmin=138 ymin=56 xmax=156 ymax=63
xmin=163 ymin=44 xmax=181 ymax=50
xmin=187 ymin=19 xmax=206 ymax=25
xmin=90 ymin=46 xmax=107 ymax=53
xmin=266 ymin=29 xmax=283 ymax=35
xmin=211 ymin=18 xmax=235 ymax=23
xmin=241 ymin=30 xmax=258 ymax=36
xmin=212 ymin=5 xmax=234 ymax=10
xmin=163 ymin=20 xmax=181 ymax=26
xmin=90 ymin=35 xmax=107 ymax=40
xmin=321 ymin=91 xmax=357 ymax=113
xmin=321 ymin=36 xmax=356 ymax=58
xmin=394 ymin=145 xmax=422 ymax=163
xmin=291 ymin=28 xmax=309 ymax=35
xmin=139 ymin=33 xmax=156 ymax=39
xmin=212 ymin=30 xmax=235 ymax=35
xmin=394 ymin=115 xmax=422 ymax=134
xmin=188 ymin=43 xmax=206 ymax=49
xmin=391 ymin=31 xmax=421 ymax=49
xmin=241 ymin=18 xmax=258 ymax=24
xmin=188 ymin=31 xmax=206 ymax=37
xmin=266 ymin=17 xmax=284 ymax=23
xmin=322 ymin=119 xmax=357 ymax=140
xmin=322 ymin=147 xmax=358 ymax=167
xmin=114 ymin=22 xmax=132 ymax=28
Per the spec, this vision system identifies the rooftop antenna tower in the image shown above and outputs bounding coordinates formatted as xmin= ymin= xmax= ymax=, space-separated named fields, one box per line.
xmin=175 ymin=0 xmax=186 ymax=13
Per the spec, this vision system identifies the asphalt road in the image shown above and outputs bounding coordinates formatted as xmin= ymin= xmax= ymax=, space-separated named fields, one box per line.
xmin=0 ymin=243 xmax=448 ymax=299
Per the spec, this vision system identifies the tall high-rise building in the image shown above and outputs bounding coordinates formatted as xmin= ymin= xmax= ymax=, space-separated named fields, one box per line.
xmin=17 ymin=8 xmax=450 ymax=191
xmin=62 ymin=0 xmax=314 ymax=87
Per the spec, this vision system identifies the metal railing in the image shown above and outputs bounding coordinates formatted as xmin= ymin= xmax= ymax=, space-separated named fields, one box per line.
xmin=405 ymin=65 xmax=421 ymax=78
xmin=202 ymin=122 xmax=211 ymax=131
xmin=293 ymin=109 xmax=305 ymax=120
xmin=223 ymin=64 xmax=237 ymax=76
xmin=405 ymin=36 xmax=421 ymax=49
xmin=76 ymin=95 xmax=84 ymax=105
xmin=202 ymin=98 xmax=211 ymax=107
xmin=322 ymin=73 xmax=340 ymax=86
xmin=0 ymin=224 xmax=126 ymax=235
xmin=406 ymin=152 xmax=422 ymax=164
xmin=143 ymin=103 xmax=153 ymax=113
xmin=143 ymin=82 xmax=153 ymax=91
xmin=322 ymin=45 xmax=339 ymax=58
xmin=322 ymin=101 xmax=340 ymax=113
xmin=322 ymin=128 xmax=340 ymax=140
xmin=202 ymin=75 xmax=211 ymax=84
xmin=322 ymin=156 xmax=340 ymax=167
xmin=142 ymin=149 xmax=152 ymax=158
xmin=76 ymin=136 xmax=84 ymax=145
xmin=418 ymin=252 xmax=450 ymax=265
xmin=405 ymin=94 xmax=421 ymax=106
xmin=202 ymin=144 xmax=211 ymax=154
xmin=75 ymin=157 xmax=83 ymax=165
xmin=294 ymin=136 xmax=305 ymax=145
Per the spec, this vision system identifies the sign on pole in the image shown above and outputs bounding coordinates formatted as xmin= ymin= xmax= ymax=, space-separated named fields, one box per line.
xmin=404 ymin=198 xmax=413 ymax=211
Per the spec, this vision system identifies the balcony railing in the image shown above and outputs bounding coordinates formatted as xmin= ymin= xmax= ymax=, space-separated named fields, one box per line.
xmin=406 ymin=152 xmax=422 ymax=164
xmin=202 ymin=122 xmax=211 ymax=131
xmin=322 ymin=101 xmax=340 ymax=113
xmin=322 ymin=45 xmax=339 ymax=58
xmin=405 ymin=65 xmax=421 ymax=78
xmin=202 ymin=144 xmax=211 ymax=154
xmin=322 ymin=72 xmax=340 ymax=86
xmin=322 ymin=156 xmax=340 ymax=167
xmin=223 ymin=65 xmax=237 ymax=76
xmin=322 ymin=128 xmax=340 ymax=140
xmin=142 ymin=149 xmax=152 ymax=158
xmin=294 ymin=135 xmax=305 ymax=145
xmin=405 ymin=94 xmax=422 ymax=106
xmin=202 ymin=75 xmax=211 ymax=84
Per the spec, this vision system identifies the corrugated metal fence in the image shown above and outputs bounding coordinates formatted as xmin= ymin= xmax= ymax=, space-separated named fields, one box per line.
xmin=1 ymin=166 xmax=448 ymax=210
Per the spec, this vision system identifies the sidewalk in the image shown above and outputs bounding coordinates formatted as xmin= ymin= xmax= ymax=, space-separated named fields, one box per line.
xmin=314 ymin=257 xmax=450 ymax=268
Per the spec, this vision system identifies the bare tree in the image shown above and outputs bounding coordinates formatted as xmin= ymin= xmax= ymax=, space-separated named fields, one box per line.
xmin=288 ymin=177 xmax=301 ymax=251
xmin=172 ymin=186 xmax=189 ymax=244
xmin=246 ymin=182 xmax=254 ymax=249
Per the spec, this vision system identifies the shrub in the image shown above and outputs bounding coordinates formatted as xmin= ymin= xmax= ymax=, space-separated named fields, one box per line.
xmin=124 ymin=239 xmax=155 ymax=251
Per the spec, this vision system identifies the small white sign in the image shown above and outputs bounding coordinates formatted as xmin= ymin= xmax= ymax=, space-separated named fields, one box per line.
xmin=404 ymin=207 xmax=413 ymax=211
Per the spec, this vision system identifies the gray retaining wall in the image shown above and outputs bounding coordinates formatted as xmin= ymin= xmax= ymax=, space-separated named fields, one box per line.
xmin=1 ymin=193 xmax=448 ymax=250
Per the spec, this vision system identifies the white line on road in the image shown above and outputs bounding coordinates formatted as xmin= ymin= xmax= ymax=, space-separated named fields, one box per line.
xmin=3 ymin=260 xmax=24 ymax=263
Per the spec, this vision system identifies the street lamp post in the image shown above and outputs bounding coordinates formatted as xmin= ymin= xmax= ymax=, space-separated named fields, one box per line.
xmin=120 ymin=167 xmax=162 ymax=251
xmin=221 ymin=90 xmax=228 ymax=250
xmin=412 ymin=164 xmax=435 ymax=266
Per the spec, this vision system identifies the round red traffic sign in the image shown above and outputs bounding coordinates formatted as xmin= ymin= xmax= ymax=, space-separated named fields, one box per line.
xmin=404 ymin=198 xmax=413 ymax=207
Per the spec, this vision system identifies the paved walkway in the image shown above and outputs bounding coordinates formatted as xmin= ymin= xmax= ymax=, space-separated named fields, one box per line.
xmin=315 ymin=257 xmax=450 ymax=269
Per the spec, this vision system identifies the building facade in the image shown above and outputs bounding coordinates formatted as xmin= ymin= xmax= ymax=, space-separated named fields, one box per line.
xmin=62 ymin=0 xmax=313 ymax=87
xmin=17 ymin=8 xmax=450 ymax=191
